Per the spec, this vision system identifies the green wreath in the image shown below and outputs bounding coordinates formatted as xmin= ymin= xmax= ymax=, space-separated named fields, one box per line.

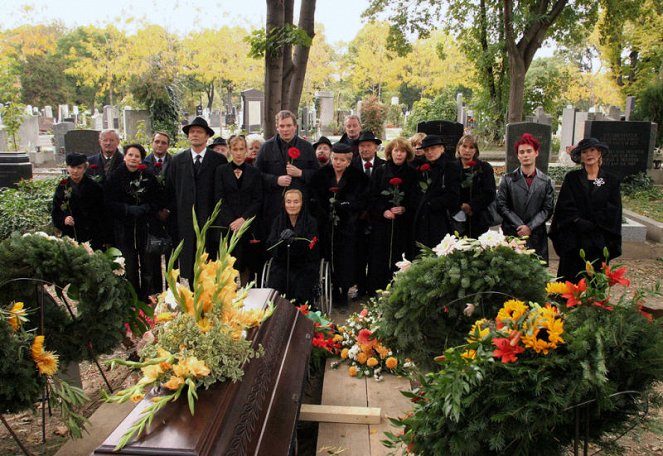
xmin=0 ymin=232 xmax=150 ymax=364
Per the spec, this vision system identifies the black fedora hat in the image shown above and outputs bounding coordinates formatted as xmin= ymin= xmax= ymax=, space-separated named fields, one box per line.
xmin=418 ymin=134 xmax=445 ymax=150
xmin=357 ymin=130 xmax=382 ymax=145
xmin=211 ymin=136 xmax=227 ymax=146
xmin=313 ymin=136 xmax=332 ymax=150
xmin=570 ymin=137 xmax=608 ymax=164
xmin=183 ymin=117 xmax=215 ymax=137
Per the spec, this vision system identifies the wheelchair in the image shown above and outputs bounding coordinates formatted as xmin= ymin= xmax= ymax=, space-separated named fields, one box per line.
xmin=260 ymin=257 xmax=333 ymax=315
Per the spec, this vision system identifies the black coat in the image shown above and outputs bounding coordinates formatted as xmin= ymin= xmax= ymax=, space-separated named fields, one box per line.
xmin=256 ymin=135 xmax=318 ymax=238
xmin=86 ymin=150 xmax=124 ymax=182
xmin=458 ymin=159 xmax=496 ymax=238
xmin=214 ymin=162 xmax=263 ymax=271
xmin=549 ymin=168 xmax=622 ymax=281
xmin=496 ymin=168 xmax=555 ymax=263
xmin=165 ymin=149 xmax=228 ymax=282
xmin=367 ymin=161 xmax=418 ymax=292
xmin=266 ymin=207 xmax=319 ymax=304
xmin=143 ymin=153 xmax=171 ymax=175
xmin=310 ymin=165 xmax=370 ymax=289
xmin=339 ymin=133 xmax=360 ymax=158
xmin=412 ymin=157 xmax=461 ymax=248
xmin=351 ymin=155 xmax=386 ymax=177
xmin=51 ymin=174 xmax=106 ymax=249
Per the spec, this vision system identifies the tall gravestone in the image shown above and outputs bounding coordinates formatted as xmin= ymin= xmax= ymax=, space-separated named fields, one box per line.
xmin=58 ymin=104 xmax=69 ymax=123
xmin=316 ymin=91 xmax=334 ymax=135
xmin=505 ymin=122 xmax=552 ymax=174
xmin=53 ymin=122 xmax=76 ymax=155
xmin=103 ymin=105 xmax=120 ymax=130
xmin=65 ymin=130 xmax=101 ymax=156
xmin=584 ymin=120 xmax=658 ymax=179
xmin=209 ymin=111 xmax=221 ymax=128
xmin=123 ymin=108 xmax=152 ymax=141
xmin=241 ymin=89 xmax=264 ymax=133
xmin=416 ymin=120 xmax=464 ymax=156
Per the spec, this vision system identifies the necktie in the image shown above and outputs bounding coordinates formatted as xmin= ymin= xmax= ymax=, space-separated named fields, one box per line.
xmin=194 ymin=155 xmax=202 ymax=175
xmin=157 ymin=158 xmax=162 ymax=165
xmin=364 ymin=165 xmax=371 ymax=176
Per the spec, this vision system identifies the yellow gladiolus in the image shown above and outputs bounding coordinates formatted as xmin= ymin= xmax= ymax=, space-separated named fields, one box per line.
xmin=162 ymin=376 xmax=185 ymax=391
xmin=140 ymin=364 xmax=163 ymax=384
xmin=155 ymin=312 xmax=175 ymax=323
xmin=130 ymin=392 xmax=145 ymax=403
xmin=7 ymin=302 xmax=25 ymax=331
xmin=172 ymin=363 xmax=189 ymax=378
xmin=182 ymin=356 xmax=210 ymax=377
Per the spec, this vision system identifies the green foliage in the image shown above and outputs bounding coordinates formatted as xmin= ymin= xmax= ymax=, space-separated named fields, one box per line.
xmin=385 ymin=103 xmax=404 ymax=127
xmin=622 ymin=172 xmax=655 ymax=196
xmin=385 ymin=278 xmax=663 ymax=455
xmin=524 ymin=58 xmax=566 ymax=131
xmin=621 ymin=172 xmax=663 ymax=222
xmin=0 ymin=319 xmax=43 ymax=413
xmin=247 ymin=24 xmax=312 ymax=59
xmin=0 ymin=233 xmax=149 ymax=363
xmin=0 ymin=177 xmax=58 ymax=240
xmin=547 ymin=165 xmax=581 ymax=186
xmin=633 ymin=79 xmax=663 ymax=147
xmin=360 ymin=95 xmax=387 ymax=139
xmin=0 ymin=102 xmax=26 ymax=151
xmin=403 ymin=89 xmax=460 ymax=137
xmin=379 ymin=245 xmax=549 ymax=370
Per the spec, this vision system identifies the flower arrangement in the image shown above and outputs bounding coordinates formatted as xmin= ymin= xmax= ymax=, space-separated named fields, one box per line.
xmin=297 ymin=304 xmax=341 ymax=368
xmin=333 ymin=301 xmax=412 ymax=381
xmin=379 ymin=231 xmax=549 ymax=370
xmin=384 ymin=259 xmax=663 ymax=455
xmin=104 ymin=202 xmax=271 ymax=450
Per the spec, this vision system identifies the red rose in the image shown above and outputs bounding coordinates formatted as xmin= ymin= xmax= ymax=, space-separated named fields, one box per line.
xmin=418 ymin=163 xmax=430 ymax=172
xmin=389 ymin=177 xmax=402 ymax=186
xmin=89 ymin=164 xmax=98 ymax=170
xmin=308 ymin=235 xmax=318 ymax=250
xmin=318 ymin=155 xmax=328 ymax=164
xmin=329 ymin=186 xmax=339 ymax=193
xmin=154 ymin=161 xmax=162 ymax=169
xmin=60 ymin=178 xmax=68 ymax=186
xmin=466 ymin=160 xmax=477 ymax=167
xmin=137 ymin=164 xmax=148 ymax=171
xmin=364 ymin=161 xmax=372 ymax=169
xmin=249 ymin=239 xmax=261 ymax=245
xmin=288 ymin=147 xmax=301 ymax=160
xmin=244 ymin=156 xmax=255 ymax=164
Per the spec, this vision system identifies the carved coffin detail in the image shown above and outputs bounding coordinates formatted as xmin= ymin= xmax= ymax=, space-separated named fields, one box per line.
xmin=94 ymin=289 xmax=313 ymax=456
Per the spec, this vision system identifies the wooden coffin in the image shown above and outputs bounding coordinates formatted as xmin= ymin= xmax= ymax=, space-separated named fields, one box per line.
xmin=94 ymin=288 xmax=313 ymax=456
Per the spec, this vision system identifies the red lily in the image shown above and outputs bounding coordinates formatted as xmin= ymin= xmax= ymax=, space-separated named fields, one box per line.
xmin=602 ymin=263 xmax=630 ymax=287
xmin=492 ymin=337 xmax=525 ymax=363
xmin=561 ymin=279 xmax=587 ymax=308
xmin=297 ymin=304 xmax=309 ymax=315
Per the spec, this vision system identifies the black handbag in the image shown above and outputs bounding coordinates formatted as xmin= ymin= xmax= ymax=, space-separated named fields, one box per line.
xmin=145 ymin=232 xmax=172 ymax=255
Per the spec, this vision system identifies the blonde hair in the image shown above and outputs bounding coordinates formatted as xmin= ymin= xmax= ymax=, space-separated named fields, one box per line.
xmin=409 ymin=132 xmax=426 ymax=148
xmin=228 ymin=135 xmax=247 ymax=149
xmin=284 ymin=188 xmax=303 ymax=201
xmin=385 ymin=137 xmax=414 ymax=161
xmin=275 ymin=110 xmax=297 ymax=126
xmin=455 ymin=134 xmax=480 ymax=159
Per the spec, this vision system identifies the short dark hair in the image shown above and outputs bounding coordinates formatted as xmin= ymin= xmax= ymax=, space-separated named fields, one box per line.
xmin=152 ymin=131 xmax=171 ymax=144
xmin=124 ymin=143 xmax=147 ymax=160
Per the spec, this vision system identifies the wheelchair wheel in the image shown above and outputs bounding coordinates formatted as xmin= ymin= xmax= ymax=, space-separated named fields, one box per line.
xmin=260 ymin=257 xmax=273 ymax=288
xmin=316 ymin=259 xmax=332 ymax=315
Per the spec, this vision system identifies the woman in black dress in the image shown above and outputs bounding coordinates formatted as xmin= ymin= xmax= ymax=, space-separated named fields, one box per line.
xmin=266 ymin=189 xmax=319 ymax=305
xmin=310 ymin=142 xmax=370 ymax=307
xmin=105 ymin=144 xmax=161 ymax=300
xmin=455 ymin=134 xmax=496 ymax=238
xmin=549 ymin=138 xmax=622 ymax=283
xmin=367 ymin=137 xmax=418 ymax=294
xmin=214 ymin=135 xmax=263 ymax=285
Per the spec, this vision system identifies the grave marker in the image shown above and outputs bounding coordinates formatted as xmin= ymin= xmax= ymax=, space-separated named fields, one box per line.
xmin=505 ymin=121 xmax=552 ymax=174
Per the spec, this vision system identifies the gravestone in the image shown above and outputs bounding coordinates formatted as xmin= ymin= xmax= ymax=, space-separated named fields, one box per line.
xmin=241 ymin=89 xmax=264 ymax=133
xmin=65 ymin=129 xmax=101 ymax=156
xmin=209 ymin=111 xmax=221 ymax=128
xmin=560 ymin=106 xmax=576 ymax=151
xmin=583 ymin=120 xmax=658 ymax=179
xmin=607 ymin=106 xmax=622 ymax=121
xmin=533 ymin=106 xmax=552 ymax=126
xmin=625 ymin=96 xmax=636 ymax=121
xmin=103 ymin=105 xmax=120 ymax=130
xmin=456 ymin=93 xmax=464 ymax=124
xmin=505 ymin=122 xmax=552 ymax=174
xmin=91 ymin=112 xmax=103 ymax=130
xmin=16 ymin=115 xmax=40 ymax=152
xmin=58 ymin=104 xmax=69 ymax=123
xmin=44 ymin=105 xmax=53 ymax=118
xmin=123 ymin=108 xmax=151 ymax=142
xmin=38 ymin=116 xmax=54 ymax=133
xmin=0 ymin=152 xmax=33 ymax=188
xmin=316 ymin=91 xmax=334 ymax=135
xmin=417 ymin=120 xmax=465 ymax=156
xmin=53 ymin=122 xmax=76 ymax=155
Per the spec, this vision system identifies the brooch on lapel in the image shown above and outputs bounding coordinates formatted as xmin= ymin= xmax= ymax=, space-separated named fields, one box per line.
xmin=593 ymin=177 xmax=605 ymax=187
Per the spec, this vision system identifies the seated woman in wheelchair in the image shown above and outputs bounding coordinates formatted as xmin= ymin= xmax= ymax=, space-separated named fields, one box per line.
xmin=266 ymin=189 xmax=320 ymax=305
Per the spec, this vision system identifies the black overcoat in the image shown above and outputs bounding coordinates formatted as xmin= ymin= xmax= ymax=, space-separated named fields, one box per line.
xmin=496 ymin=168 xmax=555 ymax=263
xmin=86 ymin=150 xmax=124 ymax=182
xmin=165 ymin=149 xmax=227 ymax=282
xmin=549 ymin=168 xmax=622 ymax=282
xmin=412 ymin=157 xmax=461 ymax=248
xmin=214 ymin=162 xmax=263 ymax=271
xmin=51 ymin=174 xmax=106 ymax=249
xmin=367 ymin=161 xmax=418 ymax=292
xmin=310 ymin=165 xmax=369 ymax=289
xmin=459 ymin=159 xmax=496 ymax=238
xmin=255 ymin=135 xmax=318 ymax=238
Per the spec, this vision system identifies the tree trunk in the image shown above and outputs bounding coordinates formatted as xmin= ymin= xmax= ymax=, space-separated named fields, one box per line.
xmin=206 ymin=82 xmax=215 ymax=110
xmin=287 ymin=0 xmax=316 ymax=114
xmin=506 ymin=52 xmax=527 ymax=123
xmin=264 ymin=0 xmax=286 ymax=138
xmin=280 ymin=0 xmax=295 ymax=111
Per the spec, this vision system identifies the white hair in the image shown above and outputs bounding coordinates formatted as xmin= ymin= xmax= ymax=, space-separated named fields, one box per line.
xmin=246 ymin=134 xmax=265 ymax=147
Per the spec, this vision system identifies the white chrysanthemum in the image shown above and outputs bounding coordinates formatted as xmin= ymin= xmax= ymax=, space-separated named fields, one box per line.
xmin=478 ymin=229 xmax=506 ymax=248
xmin=395 ymin=254 xmax=411 ymax=273
xmin=433 ymin=233 xmax=459 ymax=256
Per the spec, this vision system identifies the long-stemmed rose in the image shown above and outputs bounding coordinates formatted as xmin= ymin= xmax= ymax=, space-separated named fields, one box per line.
xmin=418 ymin=163 xmax=431 ymax=192
xmin=381 ymin=177 xmax=405 ymax=266
xmin=328 ymin=186 xmax=340 ymax=272
xmin=59 ymin=177 xmax=78 ymax=241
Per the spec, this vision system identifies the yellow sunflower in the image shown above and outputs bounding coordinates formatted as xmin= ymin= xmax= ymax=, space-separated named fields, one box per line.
xmin=522 ymin=313 xmax=565 ymax=355
xmin=467 ymin=318 xmax=490 ymax=343
xmin=496 ymin=300 xmax=528 ymax=325
xmin=545 ymin=282 xmax=569 ymax=295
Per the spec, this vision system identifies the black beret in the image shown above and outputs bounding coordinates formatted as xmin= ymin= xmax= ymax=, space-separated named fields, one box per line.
xmin=332 ymin=142 xmax=353 ymax=154
xmin=65 ymin=153 xmax=88 ymax=166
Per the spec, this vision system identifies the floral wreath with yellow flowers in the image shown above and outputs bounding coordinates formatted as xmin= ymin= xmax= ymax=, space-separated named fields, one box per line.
xmin=104 ymin=201 xmax=273 ymax=450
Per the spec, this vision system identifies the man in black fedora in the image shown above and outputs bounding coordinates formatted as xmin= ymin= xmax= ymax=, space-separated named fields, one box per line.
xmin=166 ymin=116 xmax=227 ymax=283
xmin=210 ymin=136 xmax=228 ymax=158
xmin=350 ymin=131 xmax=385 ymax=299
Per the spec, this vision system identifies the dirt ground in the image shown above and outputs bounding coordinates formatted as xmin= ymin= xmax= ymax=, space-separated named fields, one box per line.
xmin=1 ymin=258 xmax=661 ymax=456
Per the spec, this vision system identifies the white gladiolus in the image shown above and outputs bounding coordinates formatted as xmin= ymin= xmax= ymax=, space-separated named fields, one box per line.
xmin=478 ymin=229 xmax=506 ymax=248
xmin=433 ymin=233 xmax=459 ymax=256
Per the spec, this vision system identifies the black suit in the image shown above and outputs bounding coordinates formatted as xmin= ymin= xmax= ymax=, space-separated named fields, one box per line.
xmin=165 ymin=149 xmax=227 ymax=282
xmin=87 ymin=150 xmax=124 ymax=182
xmin=143 ymin=153 xmax=171 ymax=175
xmin=214 ymin=162 xmax=263 ymax=272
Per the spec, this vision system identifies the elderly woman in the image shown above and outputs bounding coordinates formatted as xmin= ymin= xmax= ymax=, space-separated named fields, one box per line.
xmin=549 ymin=138 xmax=622 ymax=282
xmin=266 ymin=189 xmax=319 ymax=305
xmin=246 ymin=134 xmax=265 ymax=165
xmin=105 ymin=144 xmax=162 ymax=300
xmin=455 ymin=134 xmax=496 ymax=238
xmin=367 ymin=137 xmax=418 ymax=294
xmin=310 ymin=142 xmax=370 ymax=307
